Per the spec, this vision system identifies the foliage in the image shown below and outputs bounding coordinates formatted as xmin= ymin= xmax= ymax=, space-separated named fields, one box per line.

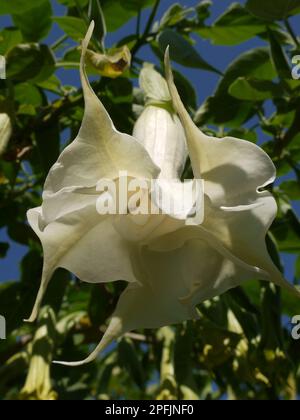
xmin=0 ymin=0 xmax=300 ymax=400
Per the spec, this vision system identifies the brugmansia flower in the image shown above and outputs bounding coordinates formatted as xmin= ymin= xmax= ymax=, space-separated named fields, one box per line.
xmin=26 ymin=22 xmax=299 ymax=366
xmin=20 ymin=307 xmax=57 ymax=400
xmin=0 ymin=113 xmax=12 ymax=156
xmin=86 ymin=45 xmax=131 ymax=79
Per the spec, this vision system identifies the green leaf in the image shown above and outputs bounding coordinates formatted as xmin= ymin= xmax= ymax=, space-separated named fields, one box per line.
xmin=159 ymin=3 xmax=194 ymax=29
xmin=88 ymin=285 xmax=112 ymax=325
xmin=36 ymin=75 xmax=62 ymax=94
xmin=216 ymin=48 xmax=277 ymax=95
xmin=0 ymin=0 xmax=47 ymax=15
xmin=0 ymin=283 xmax=26 ymax=333
xmin=62 ymin=46 xmax=81 ymax=66
xmin=0 ymin=242 xmax=9 ymax=259
xmin=6 ymin=44 xmax=55 ymax=83
xmin=266 ymin=233 xmax=283 ymax=271
xmin=280 ymin=180 xmax=300 ymax=200
xmin=12 ymin=0 xmax=52 ymax=42
xmin=101 ymin=0 xmax=155 ymax=32
xmin=57 ymin=0 xmax=89 ymax=6
xmin=224 ymin=291 xmax=259 ymax=339
xmin=88 ymin=0 xmax=107 ymax=48
xmin=118 ymin=338 xmax=145 ymax=391
xmin=0 ymin=28 xmax=22 ymax=55
xmin=229 ymin=77 xmax=284 ymax=101
xmin=53 ymin=17 xmax=89 ymax=41
xmin=43 ymin=269 xmax=69 ymax=314
xmin=34 ymin=117 xmax=60 ymax=174
xmin=260 ymin=283 xmax=283 ymax=350
xmin=173 ymin=69 xmax=197 ymax=110
xmin=196 ymin=47 xmax=276 ymax=126
xmin=0 ymin=161 xmax=17 ymax=184
xmin=198 ymin=3 xmax=267 ymax=46
xmin=246 ymin=0 xmax=300 ymax=21
xmin=15 ymin=83 xmax=43 ymax=107
xmin=227 ymin=127 xmax=258 ymax=143
xmin=269 ymin=29 xmax=292 ymax=79
xmin=196 ymin=0 xmax=212 ymax=26
xmin=281 ymin=287 xmax=300 ymax=317
xmin=174 ymin=323 xmax=196 ymax=388
xmin=195 ymin=95 xmax=253 ymax=127
xmin=272 ymin=209 xmax=300 ymax=252
xmin=158 ymin=29 xmax=222 ymax=74
xmin=296 ymin=256 xmax=300 ymax=280
xmin=7 ymin=222 xmax=35 ymax=246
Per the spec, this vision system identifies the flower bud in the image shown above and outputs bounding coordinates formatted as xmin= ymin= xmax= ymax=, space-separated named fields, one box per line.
xmin=20 ymin=307 xmax=57 ymax=401
xmin=133 ymin=106 xmax=187 ymax=179
xmin=133 ymin=64 xmax=187 ymax=179
xmin=0 ymin=113 xmax=12 ymax=156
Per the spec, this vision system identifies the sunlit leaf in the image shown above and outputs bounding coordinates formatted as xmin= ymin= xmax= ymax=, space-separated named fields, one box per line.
xmin=246 ymin=0 xmax=300 ymax=21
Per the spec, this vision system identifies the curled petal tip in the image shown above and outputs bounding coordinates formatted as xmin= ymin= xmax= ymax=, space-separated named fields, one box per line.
xmin=53 ymin=360 xmax=88 ymax=368
xmin=23 ymin=312 xmax=38 ymax=324
xmin=164 ymin=47 xmax=174 ymax=88
xmin=164 ymin=46 xmax=171 ymax=68
xmin=88 ymin=20 xmax=95 ymax=34
xmin=53 ymin=351 xmax=98 ymax=367
xmin=82 ymin=21 xmax=95 ymax=51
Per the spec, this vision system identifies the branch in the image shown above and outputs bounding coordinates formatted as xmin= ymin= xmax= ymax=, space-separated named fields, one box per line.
xmin=284 ymin=19 xmax=300 ymax=48
xmin=131 ymin=0 xmax=161 ymax=58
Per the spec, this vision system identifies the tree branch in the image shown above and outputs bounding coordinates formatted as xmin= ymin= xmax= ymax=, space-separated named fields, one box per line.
xmin=284 ymin=19 xmax=300 ymax=48
xmin=131 ymin=0 xmax=161 ymax=58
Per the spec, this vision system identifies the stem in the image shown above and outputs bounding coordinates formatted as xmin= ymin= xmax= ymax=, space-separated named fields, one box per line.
xmin=156 ymin=327 xmax=178 ymax=400
xmin=51 ymin=34 xmax=68 ymax=51
xmin=4 ymin=79 xmax=17 ymax=126
xmin=75 ymin=0 xmax=89 ymax=23
xmin=284 ymin=19 xmax=300 ymax=48
xmin=131 ymin=0 xmax=161 ymax=58
xmin=136 ymin=9 xmax=142 ymax=39
xmin=280 ymin=107 xmax=300 ymax=150
xmin=56 ymin=62 xmax=80 ymax=68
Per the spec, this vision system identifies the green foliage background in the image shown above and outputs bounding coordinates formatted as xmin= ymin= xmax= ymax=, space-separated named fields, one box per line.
xmin=0 ymin=0 xmax=300 ymax=400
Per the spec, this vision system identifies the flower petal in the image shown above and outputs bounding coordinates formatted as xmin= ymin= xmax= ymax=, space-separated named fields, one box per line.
xmin=164 ymin=48 xmax=276 ymax=207
xmin=54 ymin=237 xmax=264 ymax=365
xmin=26 ymin=201 xmax=137 ymax=322
xmin=43 ymin=22 xmax=159 ymax=222
xmin=202 ymin=192 xmax=300 ymax=296
xmin=27 ymin=23 xmax=161 ymax=322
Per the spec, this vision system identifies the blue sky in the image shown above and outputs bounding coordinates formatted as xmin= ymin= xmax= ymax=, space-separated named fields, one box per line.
xmin=0 ymin=0 xmax=299 ymax=283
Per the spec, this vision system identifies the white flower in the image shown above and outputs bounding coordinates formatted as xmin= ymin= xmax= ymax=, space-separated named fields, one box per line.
xmin=26 ymin=22 xmax=299 ymax=366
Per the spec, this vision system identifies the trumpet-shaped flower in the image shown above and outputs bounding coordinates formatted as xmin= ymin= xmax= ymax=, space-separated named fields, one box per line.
xmin=26 ymin=22 xmax=299 ymax=366
xmin=20 ymin=307 xmax=57 ymax=400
